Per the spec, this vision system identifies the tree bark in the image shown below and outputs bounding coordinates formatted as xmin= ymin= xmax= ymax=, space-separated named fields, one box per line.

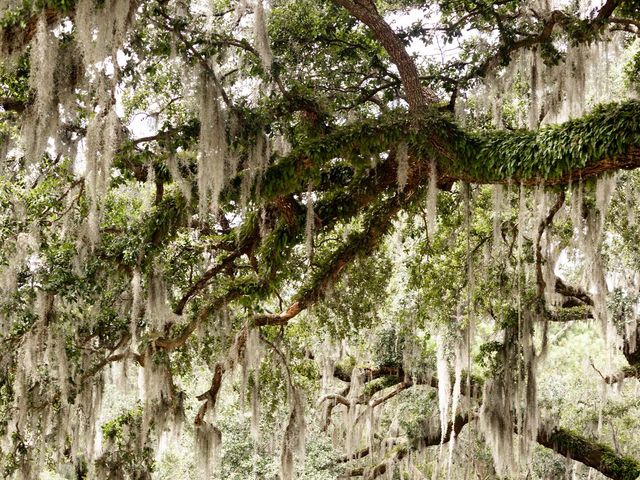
xmin=537 ymin=427 xmax=640 ymax=480
xmin=331 ymin=0 xmax=435 ymax=111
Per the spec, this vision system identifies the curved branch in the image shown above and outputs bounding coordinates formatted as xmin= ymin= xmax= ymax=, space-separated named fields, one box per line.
xmin=368 ymin=381 xmax=412 ymax=408
xmin=194 ymin=363 xmax=225 ymax=426
xmin=555 ymin=277 xmax=595 ymax=307
xmin=174 ymin=247 xmax=247 ymax=315
xmin=331 ymin=0 xmax=435 ymax=111
xmin=318 ymin=394 xmax=350 ymax=408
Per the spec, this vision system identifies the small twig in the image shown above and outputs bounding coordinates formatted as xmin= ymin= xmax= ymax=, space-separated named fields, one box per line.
xmin=589 ymin=357 xmax=606 ymax=381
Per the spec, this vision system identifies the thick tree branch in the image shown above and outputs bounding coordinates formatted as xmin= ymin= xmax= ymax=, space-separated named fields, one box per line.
xmin=0 ymin=97 xmax=27 ymax=113
xmin=331 ymin=0 xmax=436 ymax=111
xmin=368 ymin=381 xmax=412 ymax=408
xmin=536 ymin=190 xmax=565 ymax=299
xmin=341 ymin=415 xmax=471 ymax=478
xmin=623 ymin=324 xmax=640 ymax=367
xmin=243 ymin=161 xmax=433 ymax=330
xmin=340 ymin=416 xmax=640 ymax=480
xmin=544 ymin=306 xmax=593 ymax=322
xmin=194 ymin=363 xmax=225 ymax=426
xmin=610 ymin=17 xmax=640 ymax=33
xmin=537 ymin=427 xmax=640 ymax=480
xmin=604 ymin=365 xmax=640 ymax=384
xmin=595 ymin=0 xmax=624 ymax=22
xmin=317 ymin=393 xmax=350 ymax=408
xmin=555 ymin=277 xmax=595 ymax=307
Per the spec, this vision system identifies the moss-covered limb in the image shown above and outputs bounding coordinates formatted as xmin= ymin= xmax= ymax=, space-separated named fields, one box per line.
xmin=555 ymin=277 xmax=595 ymax=307
xmin=416 ymin=414 xmax=471 ymax=448
xmin=251 ymin=301 xmax=303 ymax=328
xmin=225 ymin=110 xmax=419 ymax=208
xmin=537 ymin=427 xmax=640 ymax=480
xmin=623 ymin=322 xmax=640 ymax=366
xmin=397 ymin=411 xmax=640 ymax=480
xmin=320 ymin=377 xmax=409 ymax=410
xmin=252 ymin=100 xmax=640 ymax=193
xmin=172 ymin=124 xmax=423 ymax=323
xmin=172 ymin=159 xmax=411 ymax=334
xmin=438 ymin=101 xmax=640 ymax=184
xmin=296 ymin=181 xmax=425 ymax=309
xmin=229 ymin=110 xmax=413 ymax=205
xmin=250 ymin=193 xmax=403 ymax=327
xmin=194 ymin=363 xmax=224 ymax=426
xmin=153 ymin=279 xmax=249 ymax=351
xmin=359 ymin=375 xmax=400 ymax=400
xmin=148 ymin=100 xmax=640 ymax=352
xmin=605 ymin=365 xmax=640 ymax=384
xmin=335 ymin=445 xmax=372 ymax=464
xmin=544 ymin=305 xmax=593 ymax=322
xmin=237 ymin=100 xmax=640 ymax=210
xmin=317 ymin=393 xmax=350 ymax=408
xmin=172 ymin=211 xmax=263 ymax=316
xmin=332 ymin=360 xmax=483 ymax=396
xmin=341 ymin=444 xmax=409 ymax=479
xmin=1 ymin=4 xmax=67 ymax=55
xmin=172 ymin=247 xmax=246 ymax=315
xmin=249 ymin=156 xmax=432 ymax=328
xmin=0 ymin=97 xmax=27 ymax=113
xmin=621 ymin=364 xmax=640 ymax=379
xmin=367 ymin=380 xmax=413 ymax=408
xmin=167 ymin=154 xmax=390 ymax=324
xmin=342 ymin=415 xmax=470 ymax=478
xmin=158 ymin=156 xmax=418 ymax=348
xmin=610 ymin=324 xmax=640 ymax=383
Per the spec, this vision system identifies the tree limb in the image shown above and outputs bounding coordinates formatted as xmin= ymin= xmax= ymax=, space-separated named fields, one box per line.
xmin=331 ymin=0 xmax=435 ymax=111
xmin=537 ymin=427 xmax=640 ymax=480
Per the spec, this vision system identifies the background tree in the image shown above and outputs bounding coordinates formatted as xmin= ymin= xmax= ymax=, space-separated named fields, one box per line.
xmin=1 ymin=0 xmax=640 ymax=478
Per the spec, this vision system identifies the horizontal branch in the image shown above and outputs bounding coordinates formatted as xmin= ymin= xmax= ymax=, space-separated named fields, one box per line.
xmin=368 ymin=381 xmax=412 ymax=408
xmin=333 ymin=362 xmax=482 ymax=400
xmin=605 ymin=365 xmax=640 ymax=384
xmin=317 ymin=394 xmax=350 ymax=408
xmin=0 ymin=97 xmax=27 ymax=113
xmin=341 ymin=415 xmax=471 ymax=478
xmin=252 ymin=301 xmax=302 ymax=327
xmin=545 ymin=306 xmax=593 ymax=322
xmin=337 ymin=411 xmax=640 ymax=480
xmin=340 ymin=444 xmax=408 ymax=478
xmin=537 ymin=427 xmax=640 ymax=480
xmin=234 ymin=101 xmax=640 ymax=215
xmin=440 ymin=101 xmax=640 ymax=185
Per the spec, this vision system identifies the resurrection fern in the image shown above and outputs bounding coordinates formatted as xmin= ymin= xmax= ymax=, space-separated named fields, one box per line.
xmin=450 ymin=101 xmax=640 ymax=181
